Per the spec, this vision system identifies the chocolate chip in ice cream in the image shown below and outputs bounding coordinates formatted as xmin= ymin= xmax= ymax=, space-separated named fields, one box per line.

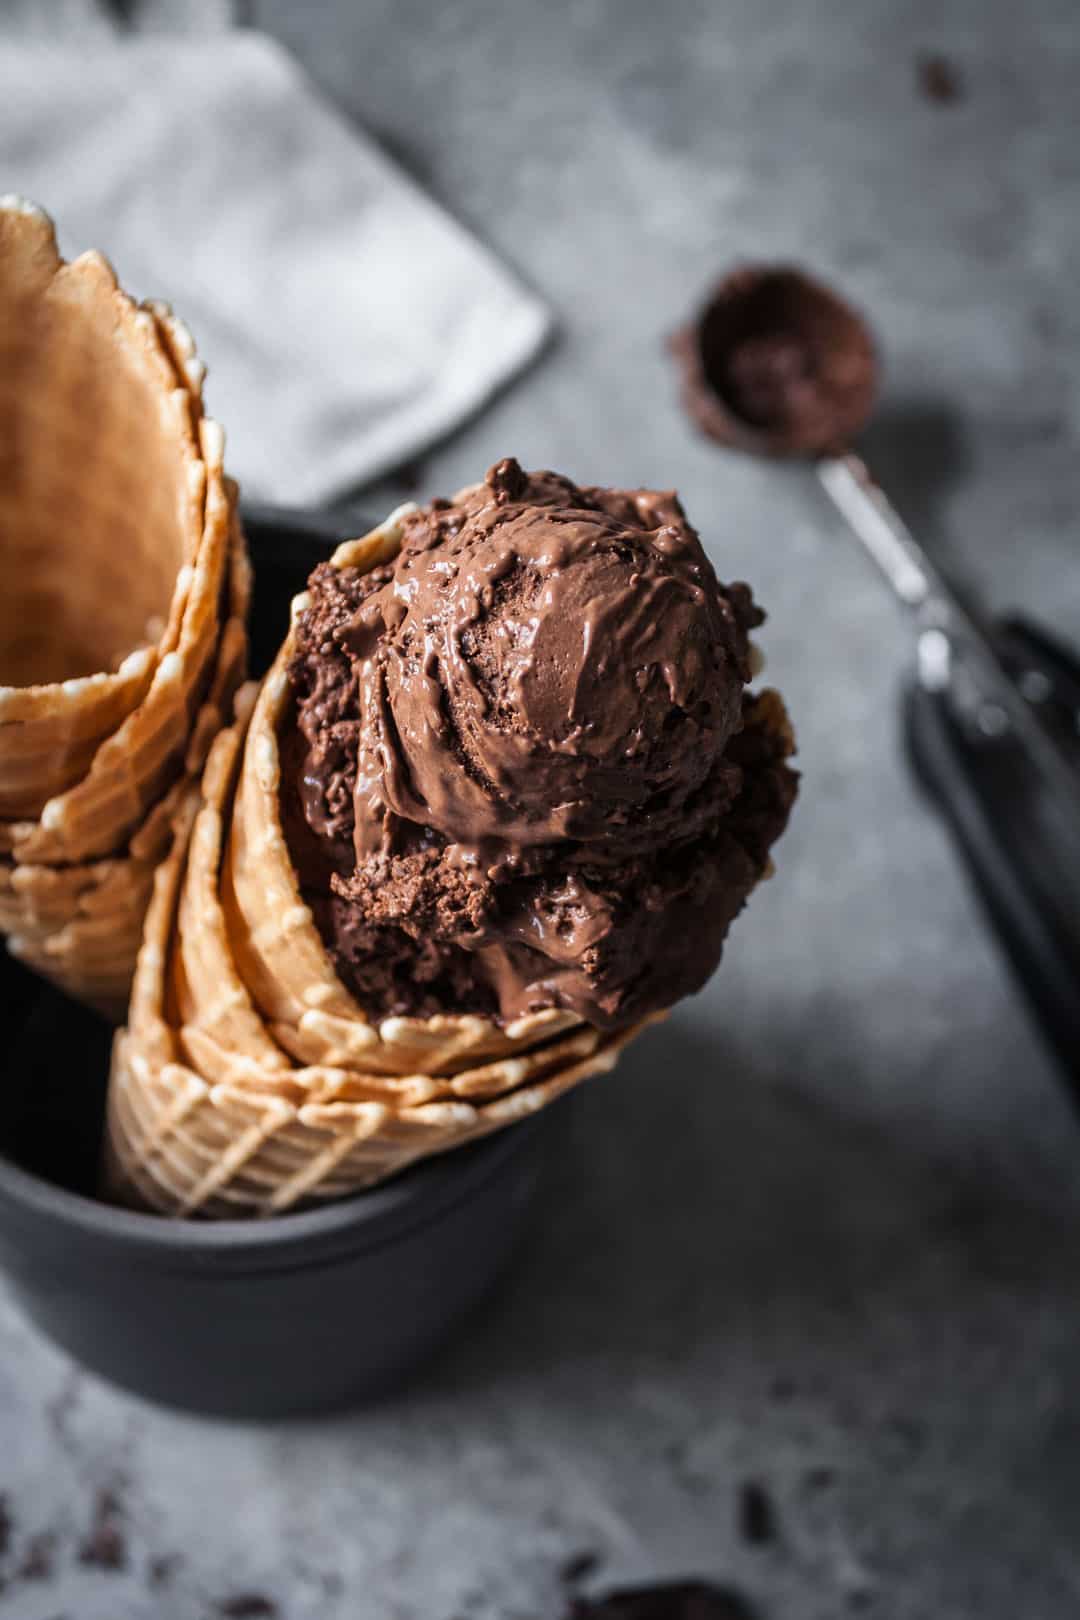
xmin=285 ymin=462 xmax=797 ymax=1031
xmin=671 ymin=265 xmax=879 ymax=456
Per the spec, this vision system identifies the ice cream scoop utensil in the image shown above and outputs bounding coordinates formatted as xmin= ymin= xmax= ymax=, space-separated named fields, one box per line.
xmin=673 ymin=264 xmax=1080 ymax=820
xmin=817 ymin=453 xmax=1080 ymax=824
xmin=673 ymin=263 xmax=1080 ymax=1085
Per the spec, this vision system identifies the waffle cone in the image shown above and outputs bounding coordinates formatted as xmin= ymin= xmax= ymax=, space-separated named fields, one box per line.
xmin=105 ymin=662 xmax=648 ymax=1216
xmin=106 ymin=1020 xmax=635 ymax=1219
xmin=0 ymin=648 xmax=156 ymax=819
xmin=5 ymin=413 xmax=232 ymax=866
xmin=172 ymin=682 xmax=290 ymax=1072
xmin=0 ymin=200 xmax=211 ymax=820
xmin=0 ymin=518 xmax=249 ymax=1018
xmin=1 ymin=198 xmax=249 ymax=1013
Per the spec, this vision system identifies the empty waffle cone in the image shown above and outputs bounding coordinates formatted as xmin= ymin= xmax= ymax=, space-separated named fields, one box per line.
xmin=0 ymin=197 xmax=248 ymax=1011
xmin=4 ymin=411 xmax=233 ymax=866
xmin=0 ymin=647 xmax=156 ymax=820
xmin=1 ymin=511 xmax=249 ymax=1019
xmin=104 ymin=695 xmax=648 ymax=1216
xmin=0 ymin=198 xmax=213 ymax=825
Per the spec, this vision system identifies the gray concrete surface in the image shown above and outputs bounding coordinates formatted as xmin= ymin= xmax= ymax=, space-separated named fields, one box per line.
xmin=3 ymin=1 xmax=1080 ymax=1616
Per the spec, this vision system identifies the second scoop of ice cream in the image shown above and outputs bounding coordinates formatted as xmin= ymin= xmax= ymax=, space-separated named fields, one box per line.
xmin=285 ymin=459 xmax=796 ymax=1029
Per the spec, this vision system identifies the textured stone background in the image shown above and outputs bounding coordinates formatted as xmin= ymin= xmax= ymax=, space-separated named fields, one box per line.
xmin=2 ymin=2 xmax=1080 ymax=1616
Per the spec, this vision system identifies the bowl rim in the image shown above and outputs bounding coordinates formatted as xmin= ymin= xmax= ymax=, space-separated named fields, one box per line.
xmin=0 ymin=1114 xmax=541 ymax=1269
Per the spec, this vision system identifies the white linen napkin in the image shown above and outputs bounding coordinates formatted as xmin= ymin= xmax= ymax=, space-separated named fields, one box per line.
xmin=0 ymin=31 xmax=550 ymax=503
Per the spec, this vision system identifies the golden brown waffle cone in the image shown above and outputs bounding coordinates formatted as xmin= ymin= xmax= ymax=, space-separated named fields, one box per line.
xmin=106 ymin=1020 xmax=636 ymax=1219
xmin=5 ymin=413 xmax=232 ymax=866
xmin=4 ymin=594 xmax=247 ymax=1019
xmin=0 ymin=648 xmax=156 ymax=820
xmin=171 ymin=682 xmax=291 ymax=1073
xmin=0 ymin=212 xmax=249 ymax=1008
xmin=1 ymin=509 xmax=249 ymax=1018
xmin=0 ymin=201 xmax=249 ymax=1015
xmin=0 ymin=199 xmax=213 ymax=823
xmin=0 ymin=856 xmax=152 ymax=936
xmin=0 ymin=469 xmax=246 ymax=831
xmin=105 ymin=690 xmax=647 ymax=1217
xmin=1 ymin=854 xmax=158 ymax=1014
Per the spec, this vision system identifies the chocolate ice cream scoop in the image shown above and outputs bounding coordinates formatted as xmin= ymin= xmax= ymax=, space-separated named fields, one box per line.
xmin=285 ymin=460 xmax=796 ymax=1030
xmin=341 ymin=457 xmax=753 ymax=857
xmin=671 ymin=264 xmax=878 ymax=456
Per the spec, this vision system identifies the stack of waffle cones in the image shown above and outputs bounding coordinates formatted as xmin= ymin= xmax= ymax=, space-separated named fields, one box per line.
xmin=105 ymin=511 xmax=654 ymax=1217
xmin=0 ymin=199 xmax=248 ymax=1017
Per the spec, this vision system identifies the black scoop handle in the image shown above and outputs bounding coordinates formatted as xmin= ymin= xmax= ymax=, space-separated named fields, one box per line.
xmin=904 ymin=616 xmax=1080 ymax=1103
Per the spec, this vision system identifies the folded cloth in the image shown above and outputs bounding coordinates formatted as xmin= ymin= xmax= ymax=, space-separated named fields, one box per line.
xmin=1 ymin=32 xmax=550 ymax=503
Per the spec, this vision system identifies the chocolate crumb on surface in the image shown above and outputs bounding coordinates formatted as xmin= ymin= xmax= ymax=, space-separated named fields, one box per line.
xmin=78 ymin=1488 xmax=127 ymax=1572
xmin=217 ymin=1595 xmax=279 ymax=1618
xmin=561 ymin=1548 xmax=603 ymax=1585
xmin=45 ymin=1370 xmax=81 ymax=1447
xmin=737 ymin=1480 xmax=777 ymax=1546
xmin=0 ymin=1494 xmax=12 ymax=1560
xmin=568 ymin=1581 xmax=760 ymax=1619
xmin=19 ymin=1531 xmax=57 ymax=1582
xmin=917 ymin=52 xmax=963 ymax=103
xmin=149 ymin=1552 xmax=181 ymax=1587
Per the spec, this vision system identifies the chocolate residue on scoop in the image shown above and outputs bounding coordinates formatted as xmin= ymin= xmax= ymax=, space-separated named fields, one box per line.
xmin=671 ymin=265 xmax=878 ymax=456
xmin=284 ymin=460 xmax=796 ymax=1031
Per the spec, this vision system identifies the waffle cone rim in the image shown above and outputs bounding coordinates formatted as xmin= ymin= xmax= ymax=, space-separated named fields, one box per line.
xmin=0 ymin=198 xmax=207 ymax=732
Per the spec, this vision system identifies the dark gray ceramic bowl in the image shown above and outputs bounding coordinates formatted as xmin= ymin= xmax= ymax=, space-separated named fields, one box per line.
xmin=0 ymin=982 xmax=546 ymax=1417
xmin=0 ymin=510 xmax=547 ymax=1418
